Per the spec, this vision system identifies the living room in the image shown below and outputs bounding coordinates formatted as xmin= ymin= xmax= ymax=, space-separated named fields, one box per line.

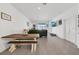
xmin=0 ymin=3 xmax=79 ymax=55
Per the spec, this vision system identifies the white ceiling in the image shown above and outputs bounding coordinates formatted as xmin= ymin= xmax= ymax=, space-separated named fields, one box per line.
xmin=11 ymin=3 xmax=77 ymax=24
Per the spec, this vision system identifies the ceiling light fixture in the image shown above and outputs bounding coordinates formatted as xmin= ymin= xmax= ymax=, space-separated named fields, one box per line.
xmin=37 ymin=7 xmax=41 ymax=10
xmin=42 ymin=3 xmax=47 ymax=5
xmin=42 ymin=3 xmax=47 ymax=8
xmin=37 ymin=3 xmax=47 ymax=10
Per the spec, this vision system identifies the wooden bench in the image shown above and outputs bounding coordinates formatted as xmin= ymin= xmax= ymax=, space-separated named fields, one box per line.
xmin=8 ymin=39 xmax=38 ymax=53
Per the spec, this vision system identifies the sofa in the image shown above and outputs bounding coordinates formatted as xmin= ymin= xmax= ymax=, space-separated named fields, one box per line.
xmin=28 ymin=29 xmax=47 ymax=37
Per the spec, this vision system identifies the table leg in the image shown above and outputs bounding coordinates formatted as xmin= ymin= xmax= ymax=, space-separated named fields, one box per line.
xmin=33 ymin=38 xmax=37 ymax=52
xmin=9 ymin=44 xmax=16 ymax=53
xmin=33 ymin=44 xmax=37 ymax=52
xmin=31 ymin=44 xmax=34 ymax=53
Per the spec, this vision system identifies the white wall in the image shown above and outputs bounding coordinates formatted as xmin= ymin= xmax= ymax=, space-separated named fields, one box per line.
xmin=0 ymin=3 xmax=32 ymax=53
xmin=55 ymin=5 xmax=78 ymax=40
xmin=61 ymin=5 xmax=78 ymax=45
xmin=50 ymin=5 xmax=78 ymax=46
xmin=49 ymin=17 xmax=64 ymax=39
xmin=76 ymin=4 xmax=79 ymax=48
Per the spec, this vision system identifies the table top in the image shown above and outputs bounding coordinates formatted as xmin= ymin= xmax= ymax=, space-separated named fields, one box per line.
xmin=1 ymin=34 xmax=39 ymax=39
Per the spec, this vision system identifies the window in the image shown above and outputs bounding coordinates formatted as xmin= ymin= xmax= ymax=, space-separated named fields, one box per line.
xmin=36 ymin=23 xmax=47 ymax=30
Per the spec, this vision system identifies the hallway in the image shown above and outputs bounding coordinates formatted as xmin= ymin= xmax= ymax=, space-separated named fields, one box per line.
xmin=1 ymin=34 xmax=79 ymax=55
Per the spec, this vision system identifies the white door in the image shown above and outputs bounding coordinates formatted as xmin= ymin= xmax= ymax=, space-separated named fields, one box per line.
xmin=64 ymin=18 xmax=76 ymax=43
xmin=64 ymin=19 xmax=70 ymax=41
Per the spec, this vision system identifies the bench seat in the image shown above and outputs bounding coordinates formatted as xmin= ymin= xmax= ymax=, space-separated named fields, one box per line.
xmin=8 ymin=41 xmax=37 ymax=44
xmin=15 ymin=38 xmax=34 ymax=40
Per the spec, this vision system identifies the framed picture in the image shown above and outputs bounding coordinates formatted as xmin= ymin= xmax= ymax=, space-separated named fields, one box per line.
xmin=51 ymin=22 xmax=57 ymax=27
xmin=27 ymin=22 xmax=29 ymax=26
xmin=78 ymin=15 xmax=79 ymax=18
xmin=59 ymin=20 xmax=62 ymax=25
xmin=78 ymin=15 xmax=79 ymax=27
xmin=1 ymin=12 xmax=11 ymax=21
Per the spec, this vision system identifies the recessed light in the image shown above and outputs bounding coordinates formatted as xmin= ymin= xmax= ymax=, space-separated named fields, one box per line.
xmin=43 ymin=3 xmax=47 ymax=5
xmin=37 ymin=7 xmax=41 ymax=10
